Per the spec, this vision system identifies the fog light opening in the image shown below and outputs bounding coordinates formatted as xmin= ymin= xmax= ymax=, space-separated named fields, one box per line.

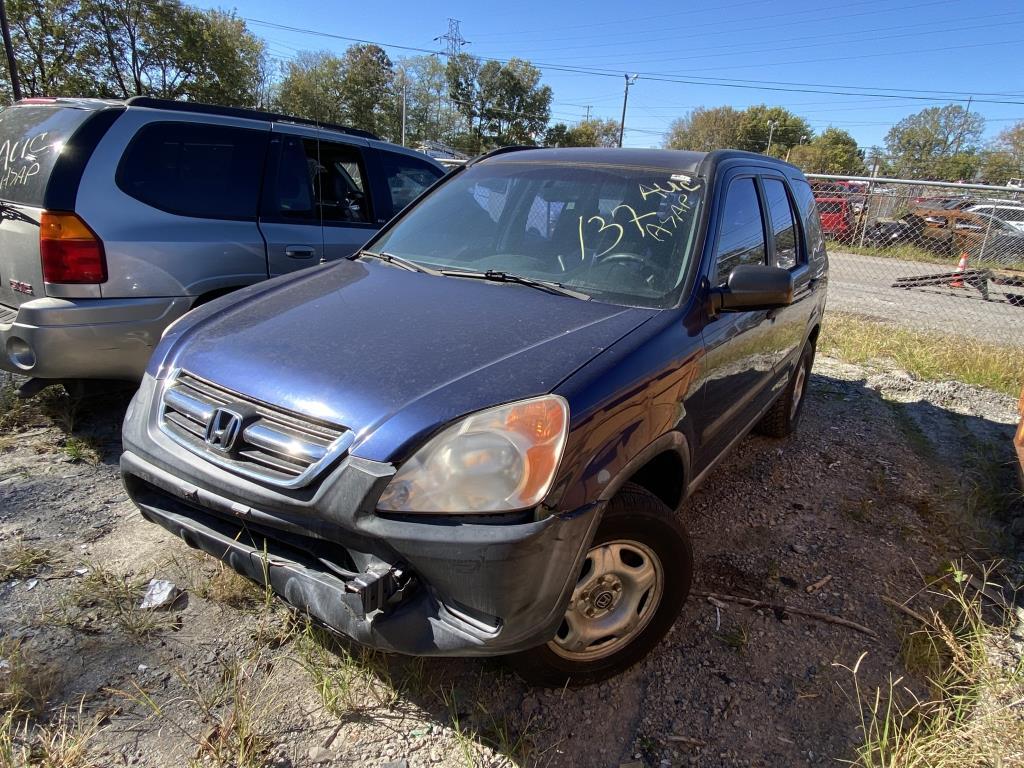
xmin=6 ymin=337 xmax=36 ymax=370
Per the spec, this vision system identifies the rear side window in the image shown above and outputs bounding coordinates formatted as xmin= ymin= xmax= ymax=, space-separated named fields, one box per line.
xmin=381 ymin=153 xmax=443 ymax=215
xmin=713 ymin=177 xmax=766 ymax=286
xmin=117 ymin=122 xmax=268 ymax=220
xmin=762 ymin=178 xmax=799 ymax=269
xmin=0 ymin=105 xmax=94 ymax=206
xmin=263 ymin=136 xmax=372 ymax=225
xmin=791 ymin=178 xmax=825 ymax=255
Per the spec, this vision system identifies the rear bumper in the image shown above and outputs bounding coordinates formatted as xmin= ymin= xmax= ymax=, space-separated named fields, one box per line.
xmin=0 ymin=296 xmax=192 ymax=380
xmin=120 ymin=375 xmax=601 ymax=656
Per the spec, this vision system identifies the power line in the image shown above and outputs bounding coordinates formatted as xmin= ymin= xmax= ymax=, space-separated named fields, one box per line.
xmin=243 ymin=16 xmax=1024 ymax=107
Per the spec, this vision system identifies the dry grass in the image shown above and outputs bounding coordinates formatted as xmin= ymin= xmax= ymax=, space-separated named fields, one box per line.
xmin=294 ymin=621 xmax=399 ymax=716
xmin=0 ymin=639 xmax=59 ymax=719
xmin=0 ymin=704 xmax=104 ymax=768
xmin=122 ymin=653 xmax=276 ymax=768
xmin=68 ymin=566 xmax=179 ymax=638
xmin=845 ymin=564 xmax=1024 ymax=767
xmin=0 ymin=542 xmax=53 ymax=582
xmin=819 ymin=312 xmax=1024 ymax=396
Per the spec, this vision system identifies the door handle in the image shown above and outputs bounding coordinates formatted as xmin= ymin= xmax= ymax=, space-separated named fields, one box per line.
xmin=285 ymin=245 xmax=316 ymax=259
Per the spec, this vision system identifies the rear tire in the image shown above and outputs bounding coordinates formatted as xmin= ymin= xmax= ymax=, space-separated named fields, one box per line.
xmin=755 ymin=339 xmax=814 ymax=438
xmin=506 ymin=483 xmax=692 ymax=687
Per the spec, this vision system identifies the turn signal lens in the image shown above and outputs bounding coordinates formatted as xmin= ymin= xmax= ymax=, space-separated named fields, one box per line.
xmin=40 ymin=211 xmax=107 ymax=284
xmin=377 ymin=395 xmax=569 ymax=514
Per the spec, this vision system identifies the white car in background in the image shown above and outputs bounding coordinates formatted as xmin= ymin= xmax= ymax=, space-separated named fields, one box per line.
xmin=966 ymin=204 xmax=1024 ymax=233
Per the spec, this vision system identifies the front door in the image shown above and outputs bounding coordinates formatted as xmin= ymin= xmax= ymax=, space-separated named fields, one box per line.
xmin=694 ymin=173 xmax=779 ymax=471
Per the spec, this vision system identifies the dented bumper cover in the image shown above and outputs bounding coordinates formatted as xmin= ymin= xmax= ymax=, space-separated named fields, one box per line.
xmin=121 ymin=376 xmax=600 ymax=656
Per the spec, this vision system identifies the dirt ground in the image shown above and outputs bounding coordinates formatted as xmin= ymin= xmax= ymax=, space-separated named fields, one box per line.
xmin=1 ymin=356 xmax=1021 ymax=768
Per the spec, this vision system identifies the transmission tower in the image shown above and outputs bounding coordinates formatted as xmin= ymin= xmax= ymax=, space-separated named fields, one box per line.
xmin=434 ymin=18 xmax=468 ymax=58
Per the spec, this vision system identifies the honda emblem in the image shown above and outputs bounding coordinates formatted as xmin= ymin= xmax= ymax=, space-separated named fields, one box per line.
xmin=205 ymin=408 xmax=243 ymax=452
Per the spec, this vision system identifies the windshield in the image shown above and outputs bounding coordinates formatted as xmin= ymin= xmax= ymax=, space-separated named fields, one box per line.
xmin=369 ymin=160 xmax=704 ymax=309
xmin=992 ymin=207 xmax=1024 ymax=222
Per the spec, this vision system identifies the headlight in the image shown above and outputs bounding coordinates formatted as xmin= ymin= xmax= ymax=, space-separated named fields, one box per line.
xmin=376 ymin=395 xmax=569 ymax=513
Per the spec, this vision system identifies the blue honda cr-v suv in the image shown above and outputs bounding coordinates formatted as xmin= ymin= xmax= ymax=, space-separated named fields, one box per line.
xmin=120 ymin=147 xmax=828 ymax=686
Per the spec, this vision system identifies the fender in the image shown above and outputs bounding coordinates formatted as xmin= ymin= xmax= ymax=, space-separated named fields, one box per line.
xmin=596 ymin=430 xmax=691 ymax=509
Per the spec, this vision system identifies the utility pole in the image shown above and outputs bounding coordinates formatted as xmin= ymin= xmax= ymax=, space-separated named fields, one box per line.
xmin=766 ymin=120 xmax=778 ymax=155
xmin=618 ymin=74 xmax=638 ymax=148
xmin=585 ymin=105 xmax=592 ymax=122
xmin=0 ymin=0 xmax=21 ymax=101
xmin=952 ymin=95 xmax=973 ymax=157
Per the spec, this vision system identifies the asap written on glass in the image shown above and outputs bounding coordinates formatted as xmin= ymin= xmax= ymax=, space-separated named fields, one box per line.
xmin=577 ymin=177 xmax=700 ymax=259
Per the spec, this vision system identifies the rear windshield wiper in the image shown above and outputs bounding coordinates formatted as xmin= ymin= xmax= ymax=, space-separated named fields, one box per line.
xmin=439 ymin=269 xmax=591 ymax=300
xmin=354 ymin=250 xmax=440 ymax=275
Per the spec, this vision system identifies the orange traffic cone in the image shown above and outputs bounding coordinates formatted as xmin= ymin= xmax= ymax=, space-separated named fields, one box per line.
xmin=951 ymin=250 xmax=969 ymax=288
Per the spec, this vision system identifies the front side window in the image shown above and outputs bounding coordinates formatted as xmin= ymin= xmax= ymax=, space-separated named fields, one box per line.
xmin=762 ymin=178 xmax=799 ymax=270
xmin=713 ymin=177 xmax=766 ymax=286
xmin=370 ymin=161 xmax=704 ymax=309
xmin=264 ymin=136 xmax=371 ymax=224
xmin=381 ymin=153 xmax=443 ymax=215
xmin=117 ymin=122 xmax=267 ymax=219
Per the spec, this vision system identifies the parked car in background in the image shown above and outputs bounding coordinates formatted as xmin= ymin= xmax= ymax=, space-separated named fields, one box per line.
xmin=0 ymin=97 xmax=445 ymax=393
xmin=121 ymin=147 xmax=828 ymax=686
xmin=815 ymin=196 xmax=855 ymax=242
xmin=951 ymin=211 xmax=1024 ymax=265
xmin=964 ymin=204 xmax=1024 ymax=233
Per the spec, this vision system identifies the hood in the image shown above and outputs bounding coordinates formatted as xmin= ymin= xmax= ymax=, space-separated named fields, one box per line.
xmin=154 ymin=259 xmax=656 ymax=462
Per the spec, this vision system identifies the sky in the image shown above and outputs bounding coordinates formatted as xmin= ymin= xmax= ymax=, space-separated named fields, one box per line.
xmin=194 ymin=0 xmax=1024 ymax=152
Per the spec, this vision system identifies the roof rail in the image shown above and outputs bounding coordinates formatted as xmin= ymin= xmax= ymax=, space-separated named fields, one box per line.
xmin=123 ymin=97 xmax=379 ymax=140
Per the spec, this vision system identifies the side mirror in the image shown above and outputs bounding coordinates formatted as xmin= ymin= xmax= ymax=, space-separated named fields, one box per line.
xmin=710 ymin=264 xmax=794 ymax=314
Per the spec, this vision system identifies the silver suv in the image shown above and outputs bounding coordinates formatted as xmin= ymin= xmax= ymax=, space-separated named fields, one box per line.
xmin=0 ymin=97 xmax=445 ymax=391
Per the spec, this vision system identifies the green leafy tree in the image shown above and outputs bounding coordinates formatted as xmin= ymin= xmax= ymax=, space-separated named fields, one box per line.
xmin=447 ymin=54 xmax=551 ymax=153
xmin=4 ymin=0 xmax=96 ymax=98
xmin=336 ymin=43 xmax=394 ymax=137
xmin=734 ymin=105 xmax=812 ymax=155
xmin=664 ymin=106 xmax=742 ymax=151
xmin=275 ymin=51 xmax=347 ymax=124
xmin=78 ymin=0 xmax=265 ymax=104
xmin=787 ymin=127 xmax=864 ymax=174
xmin=392 ymin=54 xmax=458 ymax=146
xmin=545 ymin=117 xmax=619 ymax=147
xmin=979 ymin=122 xmax=1024 ymax=184
xmin=884 ymin=104 xmax=984 ymax=180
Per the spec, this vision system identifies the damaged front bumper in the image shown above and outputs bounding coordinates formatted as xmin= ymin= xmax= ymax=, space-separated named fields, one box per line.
xmin=121 ymin=376 xmax=601 ymax=656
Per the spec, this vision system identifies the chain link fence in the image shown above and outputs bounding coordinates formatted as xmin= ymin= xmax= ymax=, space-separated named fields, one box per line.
xmin=806 ymin=174 xmax=1024 ymax=349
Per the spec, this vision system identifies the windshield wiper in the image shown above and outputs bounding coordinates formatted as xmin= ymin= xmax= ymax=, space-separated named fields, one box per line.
xmin=439 ymin=269 xmax=591 ymax=300
xmin=354 ymin=250 xmax=440 ymax=275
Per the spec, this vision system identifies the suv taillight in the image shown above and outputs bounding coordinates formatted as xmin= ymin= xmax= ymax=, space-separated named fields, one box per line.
xmin=40 ymin=211 xmax=107 ymax=284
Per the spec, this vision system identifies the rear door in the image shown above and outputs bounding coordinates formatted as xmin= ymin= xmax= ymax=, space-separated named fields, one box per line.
xmin=259 ymin=128 xmax=375 ymax=275
xmin=377 ymin=149 xmax=446 ymax=219
xmin=760 ymin=174 xmax=819 ymax=376
xmin=0 ymin=104 xmax=109 ymax=308
xmin=694 ymin=171 xmax=778 ymax=468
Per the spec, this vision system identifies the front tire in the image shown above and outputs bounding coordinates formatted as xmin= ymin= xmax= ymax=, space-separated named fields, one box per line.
xmin=507 ymin=483 xmax=692 ymax=687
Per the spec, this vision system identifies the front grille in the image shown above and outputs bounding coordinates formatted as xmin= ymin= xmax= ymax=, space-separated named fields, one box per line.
xmin=159 ymin=371 xmax=354 ymax=488
xmin=0 ymin=304 xmax=16 ymax=325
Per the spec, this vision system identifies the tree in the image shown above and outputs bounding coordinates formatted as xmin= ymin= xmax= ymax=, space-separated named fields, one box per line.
xmin=664 ymin=106 xmax=742 ymax=151
xmin=447 ymin=54 xmax=551 ymax=153
xmin=275 ymin=51 xmax=346 ymax=124
xmin=545 ymin=117 xmax=619 ymax=147
xmin=787 ymin=127 xmax=864 ymax=174
xmin=336 ymin=44 xmax=394 ymax=137
xmin=980 ymin=122 xmax=1024 ymax=184
xmin=884 ymin=104 xmax=984 ymax=180
xmin=734 ymin=105 xmax=812 ymax=155
xmin=4 ymin=0 xmax=96 ymax=98
xmin=392 ymin=54 xmax=457 ymax=147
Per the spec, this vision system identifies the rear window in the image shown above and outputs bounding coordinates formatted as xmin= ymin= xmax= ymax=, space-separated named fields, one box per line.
xmin=116 ymin=122 xmax=268 ymax=220
xmin=0 ymin=105 xmax=94 ymax=206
